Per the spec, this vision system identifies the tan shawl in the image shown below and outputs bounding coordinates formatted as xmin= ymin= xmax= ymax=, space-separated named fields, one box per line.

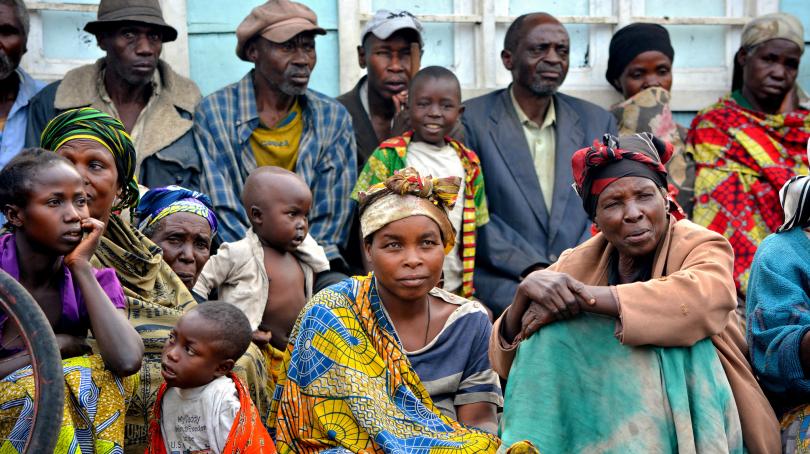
xmin=490 ymin=217 xmax=780 ymax=454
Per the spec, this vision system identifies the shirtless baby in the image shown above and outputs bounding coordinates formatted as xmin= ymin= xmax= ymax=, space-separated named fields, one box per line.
xmin=193 ymin=167 xmax=329 ymax=352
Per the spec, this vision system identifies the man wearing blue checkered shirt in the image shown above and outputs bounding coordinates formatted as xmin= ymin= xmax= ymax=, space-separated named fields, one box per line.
xmin=194 ymin=0 xmax=357 ymax=270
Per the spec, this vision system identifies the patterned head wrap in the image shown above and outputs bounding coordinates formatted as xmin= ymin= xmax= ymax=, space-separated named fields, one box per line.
xmin=358 ymin=167 xmax=460 ymax=254
xmin=741 ymin=12 xmax=804 ymax=53
xmin=572 ymin=132 xmax=672 ymax=220
xmin=136 ymin=185 xmax=218 ymax=234
xmin=40 ymin=107 xmax=139 ymax=210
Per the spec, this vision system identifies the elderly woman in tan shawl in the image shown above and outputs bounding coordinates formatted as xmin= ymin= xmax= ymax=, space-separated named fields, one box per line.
xmin=491 ymin=133 xmax=779 ymax=453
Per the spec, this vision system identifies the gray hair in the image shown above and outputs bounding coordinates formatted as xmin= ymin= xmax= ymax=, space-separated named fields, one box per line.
xmin=0 ymin=0 xmax=29 ymax=39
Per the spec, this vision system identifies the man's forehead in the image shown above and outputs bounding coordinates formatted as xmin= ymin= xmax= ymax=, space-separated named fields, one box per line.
xmin=522 ymin=21 xmax=569 ymax=44
xmin=0 ymin=5 xmax=20 ymax=27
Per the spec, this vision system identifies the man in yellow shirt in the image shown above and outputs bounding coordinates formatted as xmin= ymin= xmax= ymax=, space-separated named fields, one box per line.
xmin=195 ymin=0 xmax=358 ymax=281
xmin=249 ymin=100 xmax=302 ymax=170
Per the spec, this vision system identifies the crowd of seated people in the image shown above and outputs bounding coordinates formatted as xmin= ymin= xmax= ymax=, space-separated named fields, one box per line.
xmin=0 ymin=0 xmax=807 ymax=452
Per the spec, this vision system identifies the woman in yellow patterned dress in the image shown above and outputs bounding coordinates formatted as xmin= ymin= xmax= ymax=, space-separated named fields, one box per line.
xmin=270 ymin=168 xmax=507 ymax=453
xmin=0 ymin=148 xmax=143 ymax=453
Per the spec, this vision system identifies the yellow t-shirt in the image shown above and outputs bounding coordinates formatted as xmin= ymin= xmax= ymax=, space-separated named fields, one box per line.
xmin=250 ymin=101 xmax=303 ymax=170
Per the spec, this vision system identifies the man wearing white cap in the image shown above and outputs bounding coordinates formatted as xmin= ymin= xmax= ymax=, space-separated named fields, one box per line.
xmin=337 ymin=10 xmax=423 ymax=169
xmin=194 ymin=0 xmax=357 ymax=277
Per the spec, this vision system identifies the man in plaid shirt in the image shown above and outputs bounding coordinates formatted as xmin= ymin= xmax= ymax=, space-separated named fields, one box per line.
xmin=194 ymin=0 xmax=357 ymax=270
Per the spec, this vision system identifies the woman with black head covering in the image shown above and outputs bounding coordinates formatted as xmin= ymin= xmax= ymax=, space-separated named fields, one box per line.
xmin=490 ymin=133 xmax=780 ymax=453
xmin=606 ymin=23 xmax=695 ymax=216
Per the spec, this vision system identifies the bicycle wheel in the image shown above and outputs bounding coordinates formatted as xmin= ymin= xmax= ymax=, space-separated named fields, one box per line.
xmin=0 ymin=269 xmax=63 ymax=453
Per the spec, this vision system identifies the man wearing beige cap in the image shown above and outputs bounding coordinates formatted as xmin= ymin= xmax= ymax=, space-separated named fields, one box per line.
xmin=25 ymin=0 xmax=202 ymax=190
xmin=195 ymin=0 xmax=357 ymax=275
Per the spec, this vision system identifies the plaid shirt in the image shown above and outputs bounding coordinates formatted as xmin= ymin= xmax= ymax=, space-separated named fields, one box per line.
xmin=194 ymin=71 xmax=357 ymax=260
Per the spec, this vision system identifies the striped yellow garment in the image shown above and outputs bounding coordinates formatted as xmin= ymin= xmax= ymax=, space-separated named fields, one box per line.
xmin=0 ymin=354 xmax=137 ymax=454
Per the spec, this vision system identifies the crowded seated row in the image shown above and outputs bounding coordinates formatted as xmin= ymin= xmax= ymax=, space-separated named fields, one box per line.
xmin=0 ymin=0 xmax=806 ymax=452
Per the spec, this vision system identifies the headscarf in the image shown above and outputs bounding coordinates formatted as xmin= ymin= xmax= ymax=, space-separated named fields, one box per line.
xmin=40 ymin=107 xmax=139 ymax=210
xmin=358 ymin=167 xmax=460 ymax=254
xmin=136 ymin=185 xmax=218 ymax=235
xmin=732 ymin=12 xmax=805 ymax=91
xmin=606 ymin=23 xmax=674 ymax=91
xmin=741 ymin=12 xmax=804 ymax=53
xmin=572 ymin=132 xmax=672 ymax=220
xmin=777 ymin=135 xmax=810 ymax=231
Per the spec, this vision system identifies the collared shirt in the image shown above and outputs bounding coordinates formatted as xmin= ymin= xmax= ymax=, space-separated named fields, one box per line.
xmin=359 ymin=79 xmax=394 ymax=129
xmin=510 ymin=86 xmax=556 ymax=210
xmin=96 ymin=67 xmax=161 ymax=170
xmin=194 ymin=70 xmax=357 ymax=260
xmin=0 ymin=68 xmax=45 ymax=169
xmin=249 ymin=99 xmax=302 ymax=170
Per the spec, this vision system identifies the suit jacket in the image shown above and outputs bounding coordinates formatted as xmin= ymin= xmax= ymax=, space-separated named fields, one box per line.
xmin=489 ymin=218 xmax=780 ymax=454
xmin=337 ymin=76 xmax=381 ymax=171
xmin=462 ymin=87 xmax=617 ymax=314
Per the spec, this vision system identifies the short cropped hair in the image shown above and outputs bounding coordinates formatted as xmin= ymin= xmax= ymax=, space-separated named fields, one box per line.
xmin=190 ymin=302 xmax=252 ymax=361
xmin=408 ymin=65 xmax=460 ymax=96
xmin=504 ymin=13 xmax=535 ymax=53
xmin=0 ymin=0 xmax=29 ymax=39
xmin=0 ymin=148 xmax=73 ymax=211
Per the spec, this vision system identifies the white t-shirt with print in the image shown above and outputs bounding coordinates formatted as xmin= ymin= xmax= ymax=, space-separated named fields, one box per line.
xmin=160 ymin=375 xmax=240 ymax=454
xmin=406 ymin=141 xmax=466 ymax=293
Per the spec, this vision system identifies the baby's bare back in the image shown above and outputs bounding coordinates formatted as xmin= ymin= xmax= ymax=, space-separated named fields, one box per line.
xmin=262 ymin=247 xmax=307 ymax=351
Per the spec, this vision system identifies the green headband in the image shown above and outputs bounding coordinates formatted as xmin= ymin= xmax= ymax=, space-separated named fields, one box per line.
xmin=40 ymin=107 xmax=139 ymax=210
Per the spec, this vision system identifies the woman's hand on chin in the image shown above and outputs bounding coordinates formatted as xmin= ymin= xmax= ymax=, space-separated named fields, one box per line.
xmin=64 ymin=218 xmax=105 ymax=269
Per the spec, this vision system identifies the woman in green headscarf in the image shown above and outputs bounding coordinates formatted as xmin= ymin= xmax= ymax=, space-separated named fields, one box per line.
xmin=39 ymin=108 xmax=272 ymax=453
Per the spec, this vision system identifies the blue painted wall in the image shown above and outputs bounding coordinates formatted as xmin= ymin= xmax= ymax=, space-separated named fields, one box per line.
xmin=187 ymin=0 xmax=339 ymax=96
xmin=781 ymin=0 xmax=810 ymax=92
xmin=28 ymin=0 xmax=810 ymax=103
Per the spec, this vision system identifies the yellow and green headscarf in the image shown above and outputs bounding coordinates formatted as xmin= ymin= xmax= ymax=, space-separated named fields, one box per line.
xmin=40 ymin=107 xmax=139 ymax=210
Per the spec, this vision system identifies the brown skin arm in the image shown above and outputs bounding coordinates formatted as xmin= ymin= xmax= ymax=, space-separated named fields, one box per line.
xmin=456 ymin=402 xmax=498 ymax=434
xmin=0 ymin=351 xmax=31 ymax=378
xmin=0 ymin=328 xmax=92 ymax=379
xmin=502 ymin=271 xmax=617 ymax=344
xmin=65 ymin=218 xmax=143 ymax=376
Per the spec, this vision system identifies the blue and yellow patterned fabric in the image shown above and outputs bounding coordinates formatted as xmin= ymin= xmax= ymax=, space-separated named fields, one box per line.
xmin=269 ymin=274 xmax=501 ymax=453
xmin=0 ymin=354 xmax=137 ymax=453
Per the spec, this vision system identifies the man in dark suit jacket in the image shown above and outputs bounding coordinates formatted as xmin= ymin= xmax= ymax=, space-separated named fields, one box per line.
xmin=463 ymin=12 xmax=617 ymax=315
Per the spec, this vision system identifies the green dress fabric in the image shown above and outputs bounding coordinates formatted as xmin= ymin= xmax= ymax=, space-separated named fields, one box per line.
xmin=500 ymin=312 xmax=744 ymax=453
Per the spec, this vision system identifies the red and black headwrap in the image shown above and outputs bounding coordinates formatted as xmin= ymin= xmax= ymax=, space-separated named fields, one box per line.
xmin=572 ymin=132 xmax=673 ymax=220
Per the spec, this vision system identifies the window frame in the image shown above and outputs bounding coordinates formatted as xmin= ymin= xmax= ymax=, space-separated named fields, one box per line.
xmin=21 ymin=0 xmax=190 ymax=83
xmin=338 ymin=0 xmax=781 ymax=110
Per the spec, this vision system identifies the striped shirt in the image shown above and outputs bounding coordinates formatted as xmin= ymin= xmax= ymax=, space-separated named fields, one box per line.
xmin=193 ymin=70 xmax=357 ymax=260
xmin=402 ymin=288 xmax=503 ymax=420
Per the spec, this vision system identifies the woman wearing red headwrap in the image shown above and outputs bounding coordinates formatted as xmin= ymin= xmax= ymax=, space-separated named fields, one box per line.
xmin=491 ymin=133 xmax=779 ymax=453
